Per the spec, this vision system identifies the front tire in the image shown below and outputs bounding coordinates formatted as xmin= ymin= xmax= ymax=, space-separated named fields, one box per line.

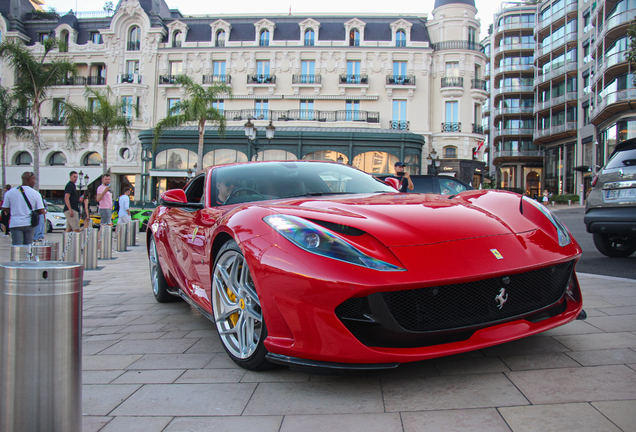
xmin=149 ymin=237 xmax=179 ymax=302
xmin=212 ymin=240 xmax=272 ymax=370
xmin=46 ymin=220 xmax=52 ymax=233
xmin=593 ymin=233 xmax=636 ymax=258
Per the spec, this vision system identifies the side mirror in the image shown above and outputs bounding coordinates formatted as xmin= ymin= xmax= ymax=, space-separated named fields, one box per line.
xmin=384 ymin=177 xmax=400 ymax=190
xmin=159 ymin=189 xmax=203 ymax=209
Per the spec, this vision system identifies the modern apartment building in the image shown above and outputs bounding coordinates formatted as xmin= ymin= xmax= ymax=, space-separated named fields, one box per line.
xmin=1 ymin=0 xmax=487 ymax=202
xmin=486 ymin=0 xmax=636 ymax=199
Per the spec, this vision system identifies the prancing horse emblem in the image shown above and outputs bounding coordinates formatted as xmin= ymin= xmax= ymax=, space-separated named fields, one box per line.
xmin=495 ymin=288 xmax=508 ymax=309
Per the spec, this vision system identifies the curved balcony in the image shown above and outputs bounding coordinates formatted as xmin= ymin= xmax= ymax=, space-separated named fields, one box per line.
xmin=494 ymin=43 xmax=535 ymax=56
xmin=472 ymin=124 xmax=484 ymax=135
xmin=440 ymin=77 xmax=464 ymax=98
xmin=441 ymin=77 xmax=464 ymax=88
xmin=493 ymin=106 xmax=534 ymax=117
xmin=493 ymin=85 xmax=534 ymax=96
xmin=494 ymin=64 xmax=535 ymax=75
xmin=590 ymin=88 xmax=636 ymax=124
xmin=493 ymin=128 xmax=534 ymax=138
xmin=604 ymin=10 xmax=636 ymax=37
xmin=495 ymin=21 xmax=536 ymax=34
xmin=493 ymin=149 xmax=544 ymax=162
xmin=432 ymin=40 xmax=485 ymax=53
xmin=534 ymin=121 xmax=577 ymax=139
xmin=600 ymin=51 xmax=628 ymax=75
xmin=536 ymin=61 xmax=577 ymax=84
xmin=471 ymin=79 xmax=487 ymax=91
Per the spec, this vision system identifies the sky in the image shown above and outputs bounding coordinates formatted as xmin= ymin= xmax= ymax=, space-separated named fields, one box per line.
xmin=43 ymin=0 xmax=501 ymax=40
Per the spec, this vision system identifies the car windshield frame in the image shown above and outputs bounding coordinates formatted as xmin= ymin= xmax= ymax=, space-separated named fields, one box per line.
xmin=211 ymin=161 xmax=397 ymax=206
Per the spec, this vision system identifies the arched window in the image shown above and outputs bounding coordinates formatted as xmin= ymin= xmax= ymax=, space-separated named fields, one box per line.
xmin=83 ymin=152 xmax=102 ymax=166
xmin=48 ymin=151 xmax=67 ymax=166
xmin=15 ymin=151 xmax=32 ymax=166
xmin=260 ymin=30 xmax=269 ymax=46
xmin=352 ymin=151 xmax=398 ymax=174
xmin=128 ymin=26 xmax=141 ymax=51
xmin=172 ymin=30 xmax=182 ymax=47
xmin=203 ymin=149 xmax=248 ymax=168
xmin=444 ymin=146 xmax=458 ymax=159
xmin=154 ymin=149 xmax=197 ymax=170
xmin=349 ymin=29 xmax=360 ymax=46
xmin=396 ymin=30 xmax=406 ymax=47
xmin=304 ymin=29 xmax=315 ymax=46
xmin=60 ymin=30 xmax=69 ymax=52
xmin=254 ymin=149 xmax=296 ymax=161
xmin=303 ymin=150 xmax=348 ymax=164
xmin=216 ymin=30 xmax=225 ymax=47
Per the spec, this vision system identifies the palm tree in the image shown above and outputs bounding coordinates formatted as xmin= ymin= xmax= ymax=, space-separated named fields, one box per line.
xmin=0 ymin=38 xmax=75 ymax=189
xmin=0 ymin=87 xmax=32 ymax=199
xmin=153 ymin=75 xmax=232 ymax=171
xmin=64 ymin=86 xmax=137 ymax=175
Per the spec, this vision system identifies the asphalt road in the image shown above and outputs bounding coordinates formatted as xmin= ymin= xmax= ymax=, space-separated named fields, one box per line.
xmin=554 ymin=206 xmax=635 ymax=279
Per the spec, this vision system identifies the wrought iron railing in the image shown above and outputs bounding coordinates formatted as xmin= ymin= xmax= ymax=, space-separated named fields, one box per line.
xmin=441 ymin=122 xmax=461 ymax=132
xmin=56 ymin=76 xmax=88 ymax=86
xmin=339 ymin=74 xmax=369 ymax=84
xmin=472 ymin=124 xmax=484 ymax=134
xmin=224 ymin=109 xmax=379 ymax=123
xmin=118 ymin=74 xmax=142 ymax=84
xmin=471 ymin=79 xmax=487 ymax=91
xmin=292 ymin=75 xmax=322 ymax=84
xmin=390 ymin=121 xmax=410 ymax=130
xmin=247 ymin=75 xmax=276 ymax=84
xmin=432 ymin=40 xmax=486 ymax=53
xmin=202 ymin=75 xmax=231 ymax=84
xmin=441 ymin=77 xmax=464 ymax=88
xmin=386 ymin=75 xmax=416 ymax=85
xmin=87 ymin=76 xmax=106 ymax=85
xmin=42 ymin=118 xmax=65 ymax=126
xmin=159 ymin=75 xmax=184 ymax=85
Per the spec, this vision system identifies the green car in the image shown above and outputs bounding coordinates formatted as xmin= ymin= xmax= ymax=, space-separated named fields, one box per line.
xmin=112 ymin=209 xmax=153 ymax=231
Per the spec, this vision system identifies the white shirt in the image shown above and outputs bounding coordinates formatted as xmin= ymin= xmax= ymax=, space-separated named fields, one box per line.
xmin=2 ymin=186 xmax=45 ymax=228
xmin=119 ymin=195 xmax=130 ymax=213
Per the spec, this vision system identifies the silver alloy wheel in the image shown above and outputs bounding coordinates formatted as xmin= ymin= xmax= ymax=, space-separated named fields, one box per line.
xmin=149 ymin=238 xmax=160 ymax=296
xmin=212 ymin=249 xmax=263 ymax=359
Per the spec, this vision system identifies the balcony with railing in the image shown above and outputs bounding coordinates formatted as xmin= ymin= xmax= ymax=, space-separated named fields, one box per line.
xmin=172 ymin=40 xmax=182 ymax=48
xmin=432 ymin=40 xmax=485 ymax=53
xmin=605 ymin=9 xmax=636 ymax=37
xmin=493 ymin=128 xmax=534 ymax=138
xmin=441 ymin=122 xmax=461 ymax=132
xmin=202 ymin=74 xmax=231 ymax=84
xmin=247 ymin=75 xmax=276 ymax=84
xmin=590 ymin=88 xmax=636 ymax=123
xmin=535 ymin=121 xmax=577 ymax=138
xmin=56 ymin=76 xmax=89 ymax=86
xmin=339 ymin=74 xmax=369 ymax=84
xmin=471 ymin=79 xmax=487 ymax=91
xmin=223 ymin=109 xmax=380 ymax=124
xmin=494 ymin=42 xmax=535 ymax=55
xmin=292 ymin=75 xmax=322 ymax=84
xmin=441 ymin=77 xmax=464 ymax=88
xmin=42 ymin=118 xmax=66 ymax=126
xmin=494 ymin=85 xmax=534 ymax=95
xmin=390 ymin=121 xmax=409 ymax=130
xmin=159 ymin=75 xmax=184 ymax=85
xmin=87 ymin=76 xmax=106 ymax=85
xmin=386 ymin=75 xmax=416 ymax=86
xmin=495 ymin=21 xmax=536 ymax=33
xmin=493 ymin=106 xmax=535 ymax=116
xmin=493 ymin=149 xmax=544 ymax=161
xmin=117 ymin=74 xmax=142 ymax=84
xmin=472 ymin=124 xmax=485 ymax=134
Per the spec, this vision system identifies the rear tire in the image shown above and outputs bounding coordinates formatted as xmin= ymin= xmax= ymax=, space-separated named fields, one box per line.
xmin=593 ymin=233 xmax=636 ymax=258
xmin=149 ymin=236 xmax=179 ymax=302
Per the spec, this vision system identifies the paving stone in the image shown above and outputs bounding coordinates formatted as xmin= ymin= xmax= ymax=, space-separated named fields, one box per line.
xmin=160 ymin=331 xmax=191 ymax=339
xmin=83 ymin=339 xmax=119 ymax=355
xmin=175 ymin=368 xmax=247 ymax=383
xmin=244 ymin=381 xmax=384 ymax=415
xmin=554 ymin=332 xmax=636 ymax=351
xmin=542 ymin=320 xmax=605 ymax=336
xmin=83 ymin=370 xmax=125 ymax=384
xmin=117 ymin=324 xmax=169 ymax=333
xmin=83 ymin=355 xmax=142 ymax=370
xmin=82 ymin=384 xmax=141 ymax=415
xmin=82 ymin=416 xmax=112 ymax=432
xmin=110 ymin=383 xmax=257 ymax=416
xmin=240 ymin=369 xmax=310 ymax=382
xmin=434 ymin=357 xmax=510 ymax=375
xmin=596 ymin=306 xmax=636 ymax=316
xmin=163 ymin=416 xmax=283 ymax=432
xmin=99 ymin=338 xmax=200 ymax=355
xmin=100 ymin=416 xmax=173 ymax=432
xmin=126 ymin=353 xmax=214 ymax=370
xmin=566 ymin=348 xmax=636 ymax=366
xmin=281 ymin=413 xmax=403 ymax=432
xmin=204 ymin=353 xmax=245 ymax=369
xmin=111 ymin=369 xmax=185 ymax=384
xmin=119 ymin=332 xmax=168 ymax=340
xmin=401 ymin=408 xmax=511 ymax=432
xmin=592 ymin=400 xmax=636 ymax=432
xmin=506 ymin=365 xmax=636 ymax=404
xmin=184 ymin=336 xmax=226 ymax=353
xmin=500 ymin=353 xmax=581 ymax=371
xmin=499 ymin=403 xmax=622 ymax=432
xmin=481 ymin=336 xmax=570 ymax=357
xmin=585 ymin=315 xmax=636 ymax=332
xmin=382 ymin=374 xmax=529 ymax=412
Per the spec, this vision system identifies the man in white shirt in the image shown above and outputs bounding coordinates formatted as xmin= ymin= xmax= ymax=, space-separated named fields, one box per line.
xmin=1 ymin=171 xmax=45 ymax=245
xmin=118 ymin=187 xmax=132 ymax=224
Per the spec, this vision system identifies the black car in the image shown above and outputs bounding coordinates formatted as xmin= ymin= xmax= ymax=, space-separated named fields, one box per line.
xmin=584 ymin=138 xmax=636 ymax=257
xmin=379 ymin=174 xmax=475 ymax=195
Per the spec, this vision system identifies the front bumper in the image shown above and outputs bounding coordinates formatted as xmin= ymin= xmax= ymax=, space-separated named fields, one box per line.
xmin=584 ymin=207 xmax=636 ymax=235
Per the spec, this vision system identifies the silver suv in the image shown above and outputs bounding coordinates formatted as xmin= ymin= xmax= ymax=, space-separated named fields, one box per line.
xmin=584 ymin=138 xmax=636 ymax=257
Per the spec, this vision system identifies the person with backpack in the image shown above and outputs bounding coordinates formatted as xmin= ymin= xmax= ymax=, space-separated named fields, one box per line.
xmin=1 ymin=172 xmax=45 ymax=245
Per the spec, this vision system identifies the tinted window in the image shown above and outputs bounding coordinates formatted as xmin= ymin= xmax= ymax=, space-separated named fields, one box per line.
xmin=411 ymin=177 xmax=435 ymax=193
xmin=438 ymin=177 xmax=469 ymax=195
xmin=606 ymin=148 xmax=636 ymax=169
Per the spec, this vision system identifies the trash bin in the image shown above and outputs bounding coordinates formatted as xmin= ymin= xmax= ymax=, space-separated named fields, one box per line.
xmin=0 ymin=261 xmax=82 ymax=432
xmin=33 ymin=240 xmax=60 ymax=261
xmin=10 ymin=244 xmax=53 ymax=261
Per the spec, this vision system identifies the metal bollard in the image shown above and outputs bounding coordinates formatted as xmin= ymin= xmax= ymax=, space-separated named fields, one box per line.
xmin=99 ymin=225 xmax=113 ymax=260
xmin=132 ymin=220 xmax=140 ymax=246
xmin=568 ymin=199 xmax=572 ymax=206
xmin=116 ymin=223 xmax=127 ymax=252
xmin=33 ymin=241 xmax=59 ymax=261
xmin=0 ymin=261 xmax=82 ymax=432
xmin=125 ymin=221 xmax=134 ymax=247
xmin=551 ymin=201 xmax=555 ymax=208
xmin=62 ymin=231 xmax=83 ymax=264
xmin=10 ymin=244 xmax=52 ymax=262
xmin=83 ymin=229 xmax=99 ymax=270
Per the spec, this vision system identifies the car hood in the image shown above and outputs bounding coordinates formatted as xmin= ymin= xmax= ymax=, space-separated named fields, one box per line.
xmin=255 ymin=190 xmax=536 ymax=247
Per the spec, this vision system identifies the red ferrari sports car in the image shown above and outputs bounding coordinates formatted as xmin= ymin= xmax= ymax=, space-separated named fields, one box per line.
xmin=147 ymin=161 xmax=584 ymax=371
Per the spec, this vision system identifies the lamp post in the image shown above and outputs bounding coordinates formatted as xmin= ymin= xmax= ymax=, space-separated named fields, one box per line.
xmin=77 ymin=170 xmax=89 ymax=191
xmin=426 ymin=149 xmax=441 ymax=175
xmin=244 ymin=118 xmax=275 ymax=161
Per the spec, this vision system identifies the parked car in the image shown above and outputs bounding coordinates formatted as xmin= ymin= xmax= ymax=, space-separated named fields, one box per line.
xmin=148 ymin=160 xmax=583 ymax=371
xmin=379 ymin=174 xmax=474 ymax=195
xmin=45 ymin=203 xmax=66 ymax=232
xmin=584 ymin=138 xmax=636 ymax=257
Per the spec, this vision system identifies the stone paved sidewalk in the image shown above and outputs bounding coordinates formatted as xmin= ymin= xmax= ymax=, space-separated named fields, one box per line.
xmin=1 ymin=229 xmax=635 ymax=432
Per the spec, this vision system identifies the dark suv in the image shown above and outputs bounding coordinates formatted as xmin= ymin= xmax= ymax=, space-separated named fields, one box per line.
xmin=584 ymin=138 xmax=636 ymax=257
xmin=379 ymin=175 xmax=474 ymax=195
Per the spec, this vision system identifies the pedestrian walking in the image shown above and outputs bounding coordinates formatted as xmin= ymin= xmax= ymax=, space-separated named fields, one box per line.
xmin=542 ymin=189 xmax=549 ymax=206
xmin=64 ymin=171 xmax=81 ymax=232
xmin=81 ymin=189 xmax=92 ymax=229
xmin=1 ymin=172 xmax=45 ymax=245
xmin=33 ymin=198 xmax=48 ymax=241
xmin=95 ymin=174 xmax=113 ymax=226
xmin=0 ymin=184 xmax=11 ymax=236
xmin=118 ymin=187 xmax=132 ymax=224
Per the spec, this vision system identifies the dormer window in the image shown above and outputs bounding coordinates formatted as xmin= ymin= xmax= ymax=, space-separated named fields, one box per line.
xmin=216 ymin=30 xmax=225 ymax=47
xmin=304 ymin=29 xmax=315 ymax=46
xmin=172 ymin=30 xmax=182 ymax=48
xmin=349 ymin=29 xmax=360 ymax=46
xmin=128 ymin=26 xmax=141 ymax=51
xmin=260 ymin=30 xmax=270 ymax=46
xmin=396 ymin=30 xmax=406 ymax=47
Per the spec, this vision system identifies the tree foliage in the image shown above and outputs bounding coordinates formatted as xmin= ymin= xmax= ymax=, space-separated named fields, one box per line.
xmin=0 ymin=87 xmax=32 ymax=199
xmin=628 ymin=18 xmax=636 ymax=85
xmin=153 ymin=75 xmax=232 ymax=172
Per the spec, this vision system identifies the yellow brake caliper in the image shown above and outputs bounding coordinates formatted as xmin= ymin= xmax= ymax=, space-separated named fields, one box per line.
xmin=227 ymin=288 xmax=239 ymax=327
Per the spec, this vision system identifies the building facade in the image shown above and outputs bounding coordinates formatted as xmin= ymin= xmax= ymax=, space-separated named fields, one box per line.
xmin=1 ymin=0 xmax=487 ymax=202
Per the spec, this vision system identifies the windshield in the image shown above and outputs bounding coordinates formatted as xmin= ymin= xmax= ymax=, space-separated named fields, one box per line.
xmin=212 ymin=161 xmax=396 ymax=205
xmin=48 ymin=204 xmax=64 ymax=213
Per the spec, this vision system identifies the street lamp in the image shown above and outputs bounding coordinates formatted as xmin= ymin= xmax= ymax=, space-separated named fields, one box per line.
xmin=426 ymin=149 xmax=441 ymax=175
xmin=77 ymin=170 xmax=90 ymax=190
xmin=244 ymin=118 xmax=275 ymax=160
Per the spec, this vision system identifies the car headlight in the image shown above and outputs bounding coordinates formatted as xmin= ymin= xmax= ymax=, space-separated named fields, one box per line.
xmin=53 ymin=215 xmax=64 ymax=220
xmin=522 ymin=196 xmax=571 ymax=247
xmin=264 ymin=215 xmax=405 ymax=271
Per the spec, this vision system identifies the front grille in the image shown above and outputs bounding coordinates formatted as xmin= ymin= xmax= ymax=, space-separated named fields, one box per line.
xmin=335 ymin=261 xmax=574 ymax=347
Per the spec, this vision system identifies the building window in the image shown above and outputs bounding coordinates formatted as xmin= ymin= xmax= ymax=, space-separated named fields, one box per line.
xmin=39 ymin=33 xmax=50 ymax=43
xmin=122 ymin=96 xmax=134 ymax=120
xmin=212 ymin=100 xmax=224 ymax=113
xmin=445 ymin=101 xmax=459 ymax=123
xmin=83 ymin=152 xmax=102 ymax=166
xmin=346 ymin=61 xmax=361 ymax=83
xmin=260 ymin=30 xmax=269 ymax=46
xmin=396 ymin=30 xmax=406 ymax=47
xmin=15 ymin=151 xmax=32 ymax=165
xmin=48 ymin=151 xmax=67 ymax=166
xmin=167 ymin=98 xmax=180 ymax=116
xmin=393 ymin=61 xmax=407 ymax=82
xmin=203 ymin=149 xmax=247 ymax=167
xmin=444 ymin=146 xmax=458 ymax=158
xmin=170 ymin=61 xmax=183 ymax=76
xmin=300 ymin=99 xmax=314 ymax=119
xmin=172 ymin=30 xmax=182 ymax=47
xmin=303 ymin=150 xmax=348 ymax=164
xmin=304 ymin=29 xmax=315 ymax=46
xmin=256 ymin=149 xmax=297 ymax=161
xmin=90 ymin=32 xmax=103 ymax=44
xmin=155 ymin=149 xmax=198 ymax=170
xmin=468 ymin=27 xmax=476 ymax=45
xmin=128 ymin=26 xmax=141 ymax=51
xmin=52 ymin=98 xmax=65 ymax=120
xmin=345 ymin=100 xmax=360 ymax=121
xmin=445 ymin=62 xmax=459 ymax=77
xmin=213 ymin=61 xmax=226 ymax=80
xmin=392 ymin=100 xmax=407 ymax=130
xmin=127 ymin=60 xmax=139 ymax=76
xmin=255 ymin=99 xmax=269 ymax=120
xmin=349 ymin=29 xmax=360 ymax=46
xmin=88 ymin=98 xmax=99 ymax=112
xmin=352 ymin=151 xmax=400 ymax=174
xmin=216 ymin=30 xmax=225 ymax=47
xmin=256 ymin=61 xmax=270 ymax=83
xmin=301 ymin=60 xmax=315 ymax=83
